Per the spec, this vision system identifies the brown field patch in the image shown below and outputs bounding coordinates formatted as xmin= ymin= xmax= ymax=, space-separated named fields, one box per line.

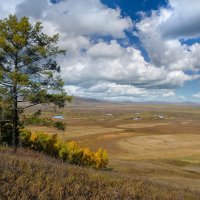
xmin=117 ymin=122 xmax=169 ymax=129
xmin=118 ymin=134 xmax=200 ymax=160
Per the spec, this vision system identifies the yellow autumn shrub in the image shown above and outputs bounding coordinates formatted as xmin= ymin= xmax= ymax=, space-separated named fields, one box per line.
xmin=20 ymin=130 xmax=108 ymax=169
xmin=30 ymin=132 xmax=49 ymax=152
xmin=94 ymin=148 xmax=108 ymax=169
xmin=66 ymin=141 xmax=83 ymax=165
xmin=81 ymin=147 xmax=96 ymax=167
xmin=28 ymin=132 xmax=59 ymax=156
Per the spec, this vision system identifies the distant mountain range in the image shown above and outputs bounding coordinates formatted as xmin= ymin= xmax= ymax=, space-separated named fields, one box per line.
xmin=69 ymin=96 xmax=108 ymax=106
xmin=69 ymin=96 xmax=200 ymax=106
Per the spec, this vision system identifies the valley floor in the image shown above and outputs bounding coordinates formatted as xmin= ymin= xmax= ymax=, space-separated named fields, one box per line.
xmin=27 ymin=101 xmax=200 ymax=193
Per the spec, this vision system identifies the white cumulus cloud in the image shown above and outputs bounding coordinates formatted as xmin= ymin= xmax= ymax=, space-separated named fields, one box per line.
xmin=161 ymin=0 xmax=200 ymax=39
xmin=193 ymin=92 xmax=200 ymax=99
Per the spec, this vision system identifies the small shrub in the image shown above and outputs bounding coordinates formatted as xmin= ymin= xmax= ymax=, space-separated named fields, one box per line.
xmin=94 ymin=148 xmax=108 ymax=169
xmin=20 ymin=129 xmax=32 ymax=147
xmin=54 ymin=121 xmax=66 ymax=131
xmin=58 ymin=143 xmax=68 ymax=161
xmin=66 ymin=141 xmax=84 ymax=165
xmin=45 ymin=134 xmax=60 ymax=157
xmin=29 ymin=132 xmax=59 ymax=157
xmin=30 ymin=132 xmax=49 ymax=152
xmin=81 ymin=147 xmax=96 ymax=167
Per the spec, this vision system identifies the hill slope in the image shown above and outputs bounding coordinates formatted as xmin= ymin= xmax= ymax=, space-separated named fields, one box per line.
xmin=0 ymin=148 xmax=200 ymax=200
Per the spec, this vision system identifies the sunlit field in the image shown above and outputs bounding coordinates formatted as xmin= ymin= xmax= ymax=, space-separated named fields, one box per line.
xmin=27 ymin=98 xmax=200 ymax=192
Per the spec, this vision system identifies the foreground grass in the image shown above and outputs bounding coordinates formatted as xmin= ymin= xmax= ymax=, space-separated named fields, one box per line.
xmin=0 ymin=148 xmax=200 ymax=200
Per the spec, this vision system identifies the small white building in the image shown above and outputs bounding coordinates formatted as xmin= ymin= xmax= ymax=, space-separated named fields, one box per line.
xmin=134 ymin=117 xmax=142 ymax=121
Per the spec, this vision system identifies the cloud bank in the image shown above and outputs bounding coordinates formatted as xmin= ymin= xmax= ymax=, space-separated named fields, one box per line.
xmin=1 ymin=0 xmax=200 ymax=101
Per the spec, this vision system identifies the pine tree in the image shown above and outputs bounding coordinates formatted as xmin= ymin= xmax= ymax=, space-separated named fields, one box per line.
xmin=0 ymin=15 xmax=71 ymax=150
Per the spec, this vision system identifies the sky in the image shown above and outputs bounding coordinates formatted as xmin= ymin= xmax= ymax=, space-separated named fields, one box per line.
xmin=1 ymin=0 xmax=200 ymax=102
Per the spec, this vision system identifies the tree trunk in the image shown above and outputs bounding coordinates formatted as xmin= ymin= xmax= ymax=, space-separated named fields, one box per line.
xmin=12 ymin=83 xmax=18 ymax=152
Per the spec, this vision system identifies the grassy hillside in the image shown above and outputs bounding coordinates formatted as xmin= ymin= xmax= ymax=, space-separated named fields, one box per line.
xmin=0 ymin=147 xmax=200 ymax=200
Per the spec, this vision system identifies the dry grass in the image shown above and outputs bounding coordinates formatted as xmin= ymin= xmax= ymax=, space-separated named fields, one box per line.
xmin=1 ymin=147 xmax=200 ymax=200
xmin=118 ymin=134 xmax=200 ymax=160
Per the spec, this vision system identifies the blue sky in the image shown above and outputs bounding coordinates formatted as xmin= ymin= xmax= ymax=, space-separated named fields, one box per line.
xmin=1 ymin=0 xmax=200 ymax=102
xmin=102 ymin=0 xmax=167 ymax=18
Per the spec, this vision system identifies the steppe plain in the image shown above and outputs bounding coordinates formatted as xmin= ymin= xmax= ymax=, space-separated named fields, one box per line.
xmin=27 ymin=98 xmax=200 ymax=192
